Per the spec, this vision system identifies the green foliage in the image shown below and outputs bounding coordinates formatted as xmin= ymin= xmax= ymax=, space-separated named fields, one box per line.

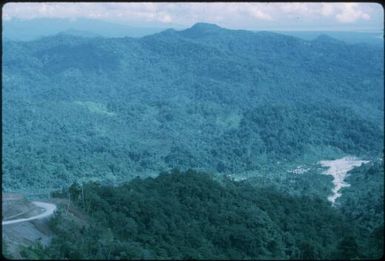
xmin=333 ymin=235 xmax=360 ymax=260
xmin=213 ymin=104 xmax=382 ymax=172
xmin=2 ymin=24 xmax=383 ymax=260
xmin=337 ymin=159 xmax=384 ymax=259
xmin=368 ymin=224 xmax=384 ymax=259
xmin=2 ymin=25 xmax=383 ymax=192
xmin=2 ymin=241 xmax=13 ymax=259
xmin=20 ymin=242 xmax=48 ymax=260
xmin=34 ymin=170 xmax=368 ymax=259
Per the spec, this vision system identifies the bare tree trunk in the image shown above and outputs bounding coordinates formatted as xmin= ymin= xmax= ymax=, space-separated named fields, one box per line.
xmin=66 ymin=192 xmax=70 ymax=216
xmin=82 ymin=184 xmax=85 ymax=208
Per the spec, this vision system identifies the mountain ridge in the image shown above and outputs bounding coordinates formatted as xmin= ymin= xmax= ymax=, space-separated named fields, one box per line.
xmin=6 ymin=22 xmax=347 ymax=46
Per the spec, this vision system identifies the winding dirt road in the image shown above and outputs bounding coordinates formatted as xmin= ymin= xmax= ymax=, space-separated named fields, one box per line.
xmin=2 ymin=201 xmax=57 ymax=226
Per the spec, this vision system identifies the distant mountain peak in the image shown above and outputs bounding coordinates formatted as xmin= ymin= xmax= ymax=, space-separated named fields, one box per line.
xmin=159 ymin=28 xmax=177 ymax=35
xmin=313 ymin=34 xmax=343 ymax=44
xmin=180 ymin=22 xmax=224 ymax=38
xmin=190 ymin=22 xmax=223 ymax=30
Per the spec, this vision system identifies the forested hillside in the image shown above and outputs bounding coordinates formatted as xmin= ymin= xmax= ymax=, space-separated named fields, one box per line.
xmin=18 ymin=170 xmax=382 ymax=259
xmin=2 ymin=23 xmax=383 ymax=192
xmin=337 ymin=160 xmax=384 ymax=259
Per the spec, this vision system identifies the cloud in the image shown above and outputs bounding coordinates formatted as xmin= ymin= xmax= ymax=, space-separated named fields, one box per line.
xmin=158 ymin=13 xmax=173 ymax=24
xmin=277 ymin=3 xmax=372 ymax=23
xmin=335 ymin=3 xmax=371 ymax=23
xmin=320 ymin=3 xmax=335 ymax=17
xmin=2 ymin=2 xmax=380 ymax=30
xmin=2 ymin=2 xmax=271 ymax=24
xmin=245 ymin=4 xmax=273 ymax=21
xmin=2 ymin=3 xmax=173 ymax=24
xmin=279 ymin=3 xmax=312 ymax=16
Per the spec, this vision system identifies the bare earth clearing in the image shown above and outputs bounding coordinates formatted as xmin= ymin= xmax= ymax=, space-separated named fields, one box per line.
xmin=319 ymin=156 xmax=369 ymax=204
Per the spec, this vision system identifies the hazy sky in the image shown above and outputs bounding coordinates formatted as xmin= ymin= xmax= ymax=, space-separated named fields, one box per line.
xmin=3 ymin=2 xmax=384 ymax=31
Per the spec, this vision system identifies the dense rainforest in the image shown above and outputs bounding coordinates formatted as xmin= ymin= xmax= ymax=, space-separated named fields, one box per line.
xmin=2 ymin=23 xmax=383 ymax=192
xmin=18 ymin=168 xmax=383 ymax=260
xmin=2 ymin=23 xmax=383 ymax=260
